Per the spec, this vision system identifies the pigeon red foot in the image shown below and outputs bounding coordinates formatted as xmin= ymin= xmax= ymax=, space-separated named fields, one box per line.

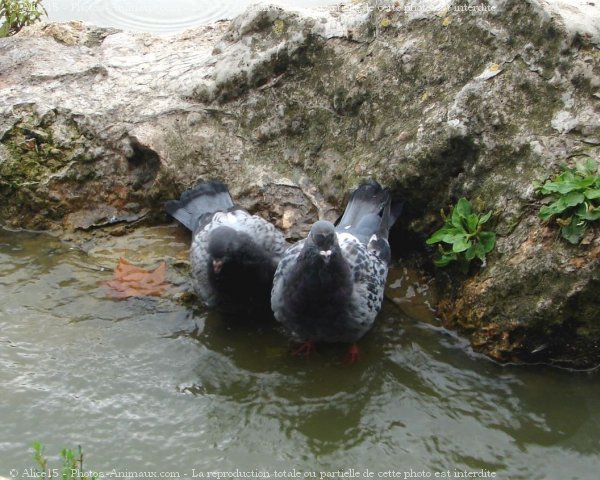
xmin=344 ymin=344 xmax=360 ymax=364
xmin=293 ymin=340 xmax=316 ymax=357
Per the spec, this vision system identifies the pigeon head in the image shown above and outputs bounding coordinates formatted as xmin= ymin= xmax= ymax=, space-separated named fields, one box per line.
xmin=207 ymin=226 xmax=242 ymax=274
xmin=308 ymin=220 xmax=337 ymax=264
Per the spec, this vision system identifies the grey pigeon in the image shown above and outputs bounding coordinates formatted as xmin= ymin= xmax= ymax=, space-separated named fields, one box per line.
xmin=166 ymin=181 xmax=288 ymax=315
xmin=271 ymin=180 xmax=399 ymax=359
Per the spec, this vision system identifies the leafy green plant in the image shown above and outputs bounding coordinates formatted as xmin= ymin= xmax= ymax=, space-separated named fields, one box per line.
xmin=0 ymin=0 xmax=47 ymax=37
xmin=32 ymin=441 xmax=96 ymax=480
xmin=534 ymin=158 xmax=600 ymax=244
xmin=426 ymin=197 xmax=496 ymax=269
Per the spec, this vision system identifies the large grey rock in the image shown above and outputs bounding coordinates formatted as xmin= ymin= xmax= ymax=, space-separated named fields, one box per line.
xmin=1 ymin=0 xmax=599 ymax=367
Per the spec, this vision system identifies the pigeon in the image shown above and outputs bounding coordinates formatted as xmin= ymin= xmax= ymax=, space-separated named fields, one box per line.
xmin=166 ymin=181 xmax=288 ymax=315
xmin=270 ymin=180 xmax=399 ymax=360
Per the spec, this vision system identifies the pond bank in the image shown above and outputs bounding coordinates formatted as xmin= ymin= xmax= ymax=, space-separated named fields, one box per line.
xmin=1 ymin=0 xmax=599 ymax=368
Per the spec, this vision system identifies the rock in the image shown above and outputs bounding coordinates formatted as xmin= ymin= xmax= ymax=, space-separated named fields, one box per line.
xmin=1 ymin=0 xmax=599 ymax=367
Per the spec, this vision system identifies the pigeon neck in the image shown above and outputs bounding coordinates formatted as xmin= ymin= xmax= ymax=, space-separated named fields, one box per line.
xmin=296 ymin=243 xmax=350 ymax=285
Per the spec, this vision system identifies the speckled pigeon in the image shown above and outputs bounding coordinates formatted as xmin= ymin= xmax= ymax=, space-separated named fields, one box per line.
xmin=166 ymin=181 xmax=288 ymax=315
xmin=270 ymin=180 xmax=399 ymax=360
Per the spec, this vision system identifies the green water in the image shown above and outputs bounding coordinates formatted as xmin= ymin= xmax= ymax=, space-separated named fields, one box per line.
xmin=0 ymin=228 xmax=599 ymax=479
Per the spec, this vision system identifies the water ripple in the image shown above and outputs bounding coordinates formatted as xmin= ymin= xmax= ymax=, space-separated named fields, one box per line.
xmin=47 ymin=0 xmax=262 ymax=34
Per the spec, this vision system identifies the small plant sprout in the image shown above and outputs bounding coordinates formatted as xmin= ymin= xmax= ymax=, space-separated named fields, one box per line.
xmin=0 ymin=0 xmax=47 ymax=37
xmin=534 ymin=158 xmax=600 ymax=244
xmin=426 ymin=197 xmax=496 ymax=270
xmin=32 ymin=441 xmax=49 ymax=474
xmin=32 ymin=442 xmax=96 ymax=480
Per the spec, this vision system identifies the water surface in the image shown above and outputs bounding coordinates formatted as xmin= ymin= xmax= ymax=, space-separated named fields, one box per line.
xmin=43 ymin=0 xmax=343 ymax=34
xmin=0 ymin=228 xmax=599 ymax=478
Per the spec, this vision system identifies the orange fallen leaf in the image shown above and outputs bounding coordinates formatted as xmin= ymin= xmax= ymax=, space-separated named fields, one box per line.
xmin=106 ymin=258 xmax=169 ymax=298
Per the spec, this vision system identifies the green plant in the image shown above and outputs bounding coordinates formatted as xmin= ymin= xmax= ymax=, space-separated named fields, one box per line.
xmin=426 ymin=197 xmax=496 ymax=269
xmin=32 ymin=441 xmax=96 ymax=480
xmin=0 ymin=0 xmax=47 ymax=37
xmin=32 ymin=441 xmax=49 ymax=473
xmin=535 ymin=158 xmax=600 ymax=244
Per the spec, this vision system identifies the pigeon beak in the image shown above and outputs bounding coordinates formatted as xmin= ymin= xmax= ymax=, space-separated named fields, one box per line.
xmin=212 ymin=259 xmax=224 ymax=274
xmin=319 ymin=250 xmax=332 ymax=264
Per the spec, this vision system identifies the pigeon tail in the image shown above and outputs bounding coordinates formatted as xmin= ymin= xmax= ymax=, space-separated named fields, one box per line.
xmin=389 ymin=199 xmax=404 ymax=229
xmin=376 ymin=194 xmax=404 ymax=241
xmin=165 ymin=181 xmax=235 ymax=231
xmin=335 ymin=180 xmax=390 ymax=237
